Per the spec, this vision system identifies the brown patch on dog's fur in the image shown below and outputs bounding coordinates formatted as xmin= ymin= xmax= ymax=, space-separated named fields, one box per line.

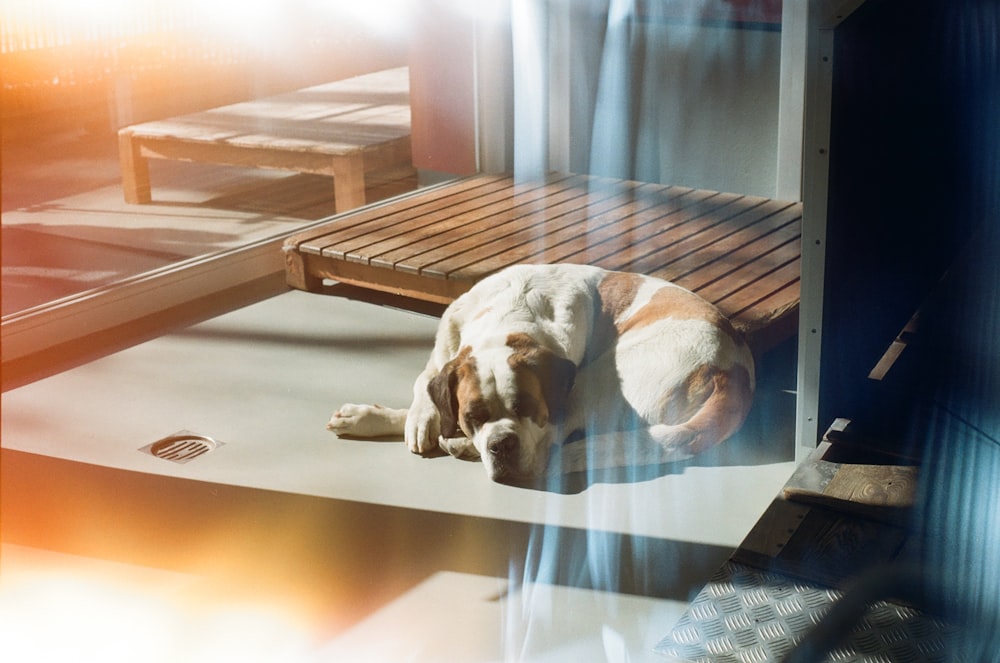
xmin=584 ymin=271 xmax=642 ymax=362
xmin=597 ymin=271 xmax=642 ymax=321
xmin=659 ymin=364 xmax=719 ymax=424
xmin=506 ymin=333 xmax=576 ymax=426
xmin=682 ymin=364 xmax=754 ymax=454
xmin=619 ymin=285 xmax=743 ymax=347
xmin=509 ymin=366 xmax=548 ymax=428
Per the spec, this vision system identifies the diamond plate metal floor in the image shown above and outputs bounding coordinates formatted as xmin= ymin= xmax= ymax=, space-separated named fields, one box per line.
xmin=655 ymin=561 xmax=964 ymax=663
xmin=654 ymin=430 xmax=978 ymax=663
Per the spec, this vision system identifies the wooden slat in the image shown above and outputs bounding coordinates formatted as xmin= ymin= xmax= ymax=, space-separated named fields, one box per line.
xmin=617 ymin=199 xmax=794 ymax=275
xmin=783 ymin=458 xmax=919 ymax=526
xmin=681 ymin=232 xmax=801 ymax=304
xmin=419 ymin=179 xmax=651 ymax=277
xmin=633 ymin=203 xmax=801 ymax=285
xmin=129 ymin=68 xmax=410 ymax=150
xmin=480 ymin=186 xmax=714 ymax=270
xmin=315 ymin=174 xmax=535 ymax=257
xmin=363 ymin=174 xmax=594 ymax=271
xmin=388 ymin=176 xmax=631 ymax=274
xmin=590 ymin=194 xmax=752 ymax=271
xmin=129 ymin=104 xmax=411 ymax=151
xmin=292 ymin=174 xmax=512 ymax=251
xmin=731 ymin=276 xmax=800 ymax=321
xmin=736 ymin=500 xmax=910 ymax=590
xmin=133 ymin=136 xmax=369 ymax=175
xmin=284 ymin=173 xmax=803 ymax=352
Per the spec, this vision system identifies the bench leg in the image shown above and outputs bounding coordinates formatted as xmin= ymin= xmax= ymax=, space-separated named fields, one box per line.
xmin=332 ymin=154 xmax=366 ymax=213
xmin=118 ymin=131 xmax=151 ymax=204
xmin=285 ymin=249 xmax=325 ymax=292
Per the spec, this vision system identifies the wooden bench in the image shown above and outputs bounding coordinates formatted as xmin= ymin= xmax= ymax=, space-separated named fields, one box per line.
xmin=284 ymin=172 xmax=802 ymax=353
xmin=118 ymin=67 xmax=413 ymax=213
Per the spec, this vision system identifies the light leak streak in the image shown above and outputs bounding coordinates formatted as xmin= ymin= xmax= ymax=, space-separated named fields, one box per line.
xmin=501 ymin=2 xmax=728 ymax=657
xmin=0 ymin=570 xmax=315 ymax=663
xmin=589 ymin=0 xmax=639 ymax=180
xmin=0 ymin=0 xmax=420 ymax=52
xmin=510 ymin=0 xmax=549 ymax=182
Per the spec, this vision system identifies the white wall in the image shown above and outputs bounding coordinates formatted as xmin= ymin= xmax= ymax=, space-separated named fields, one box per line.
xmin=479 ymin=4 xmax=784 ymax=199
xmin=629 ymin=23 xmax=781 ymax=198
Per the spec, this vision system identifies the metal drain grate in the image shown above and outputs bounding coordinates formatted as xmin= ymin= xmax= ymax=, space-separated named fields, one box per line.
xmin=140 ymin=431 xmax=222 ymax=463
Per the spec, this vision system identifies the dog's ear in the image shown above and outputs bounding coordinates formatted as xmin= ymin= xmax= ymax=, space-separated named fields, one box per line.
xmin=427 ymin=358 xmax=462 ymax=439
xmin=508 ymin=333 xmax=577 ymax=426
xmin=538 ymin=351 xmax=576 ymax=425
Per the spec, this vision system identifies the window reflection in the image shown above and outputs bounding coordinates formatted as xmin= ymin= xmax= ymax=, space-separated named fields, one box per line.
xmin=1 ymin=1 xmax=415 ymax=316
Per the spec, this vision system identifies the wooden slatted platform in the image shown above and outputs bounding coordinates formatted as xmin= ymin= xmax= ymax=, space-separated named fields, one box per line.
xmin=119 ymin=67 xmax=413 ymax=213
xmin=284 ymin=172 xmax=802 ymax=353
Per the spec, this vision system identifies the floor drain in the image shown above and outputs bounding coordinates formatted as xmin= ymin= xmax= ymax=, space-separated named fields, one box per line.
xmin=141 ymin=431 xmax=222 ymax=463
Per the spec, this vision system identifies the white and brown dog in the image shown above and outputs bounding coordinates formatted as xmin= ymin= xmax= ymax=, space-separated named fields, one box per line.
xmin=328 ymin=264 xmax=754 ymax=485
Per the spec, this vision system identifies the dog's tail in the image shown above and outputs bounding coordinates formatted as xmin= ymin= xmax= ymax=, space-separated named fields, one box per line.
xmin=668 ymin=363 xmax=755 ymax=455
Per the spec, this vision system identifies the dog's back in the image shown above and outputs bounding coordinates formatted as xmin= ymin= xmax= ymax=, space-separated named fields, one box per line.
xmin=555 ymin=268 xmax=756 ymax=470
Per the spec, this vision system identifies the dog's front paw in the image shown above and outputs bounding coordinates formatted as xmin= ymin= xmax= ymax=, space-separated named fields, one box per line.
xmin=327 ymin=403 xmax=406 ymax=438
xmin=404 ymin=401 xmax=441 ymax=455
xmin=439 ymin=436 xmax=479 ymax=460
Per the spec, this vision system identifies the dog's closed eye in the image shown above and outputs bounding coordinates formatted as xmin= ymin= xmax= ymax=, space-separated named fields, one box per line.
xmin=462 ymin=402 xmax=491 ymax=431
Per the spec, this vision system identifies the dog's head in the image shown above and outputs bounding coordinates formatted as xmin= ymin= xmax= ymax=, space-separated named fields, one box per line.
xmin=427 ymin=333 xmax=576 ymax=484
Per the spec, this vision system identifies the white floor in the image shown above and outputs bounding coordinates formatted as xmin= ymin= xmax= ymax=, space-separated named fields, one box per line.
xmin=0 ymin=159 xmax=338 ymax=314
xmin=1 ymin=287 xmax=798 ymax=662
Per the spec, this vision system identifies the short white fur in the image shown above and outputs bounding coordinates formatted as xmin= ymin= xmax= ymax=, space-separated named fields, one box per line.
xmin=328 ymin=264 xmax=755 ymax=483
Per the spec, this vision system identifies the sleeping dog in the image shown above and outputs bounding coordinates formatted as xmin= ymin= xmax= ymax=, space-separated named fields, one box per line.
xmin=328 ymin=264 xmax=754 ymax=485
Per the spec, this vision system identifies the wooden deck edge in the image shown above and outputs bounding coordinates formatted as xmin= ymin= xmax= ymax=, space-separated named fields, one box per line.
xmin=286 ymin=245 xmax=799 ymax=355
xmin=129 ymin=135 xmax=412 ymax=177
xmin=285 ymin=251 xmax=470 ymax=304
xmin=738 ymin=302 xmax=799 ymax=357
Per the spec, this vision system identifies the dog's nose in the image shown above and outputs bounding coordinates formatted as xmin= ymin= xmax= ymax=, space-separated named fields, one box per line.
xmin=487 ymin=434 xmax=517 ymax=458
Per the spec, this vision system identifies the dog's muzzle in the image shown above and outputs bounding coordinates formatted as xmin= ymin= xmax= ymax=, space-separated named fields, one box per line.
xmin=485 ymin=432 xmax=522 ymax=484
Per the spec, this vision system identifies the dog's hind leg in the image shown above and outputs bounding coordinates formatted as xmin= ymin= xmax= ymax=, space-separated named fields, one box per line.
xmin=551 ymin=364 xmax=753 ymax=474
xmin=327 ymin=403 xmax=408 ymax=437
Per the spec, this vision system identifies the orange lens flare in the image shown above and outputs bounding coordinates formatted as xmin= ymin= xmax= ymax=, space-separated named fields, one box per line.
xmin=0 ymin=557 xmax=316 ymax=662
